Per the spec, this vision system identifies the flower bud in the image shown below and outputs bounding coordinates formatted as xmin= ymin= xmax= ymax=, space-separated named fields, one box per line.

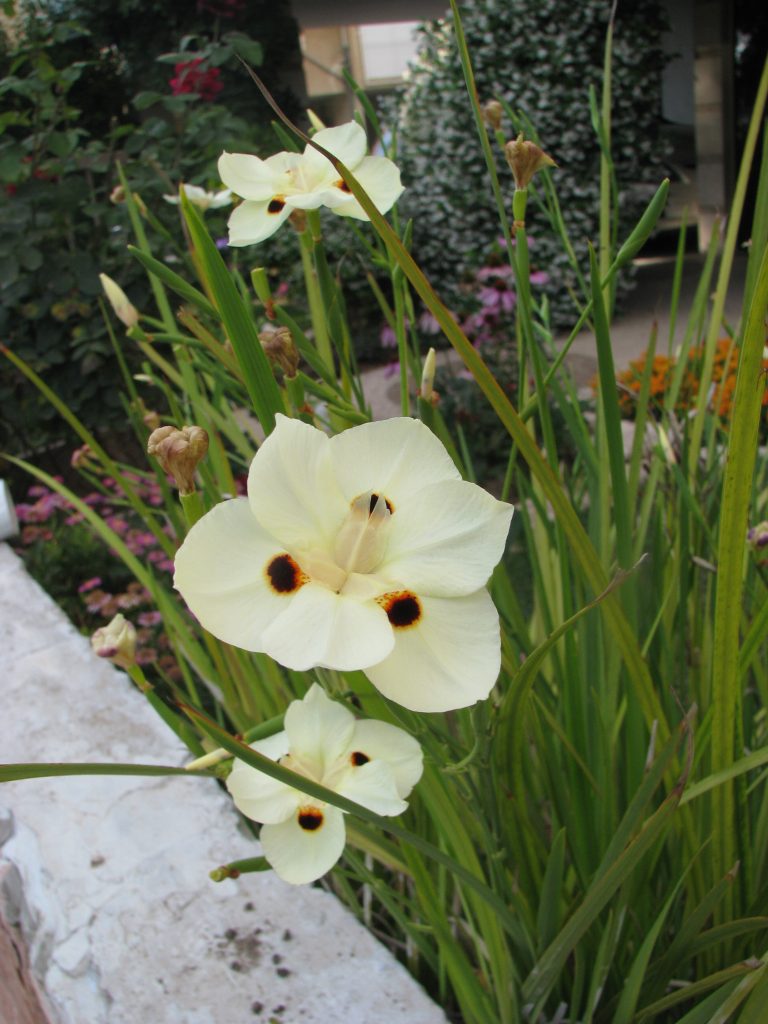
xmin=110 ymin=185 xmax=126 ymax=204
xmin=307 ymin=108 xmax=327 ymax=133
xmin=91 ymin=613 xmax=137 ymax=670
xmin=260 ymin=326 xmax=300 ymax=378
xmin=71 ymin=443 xmax=97 ymax=470
xmin=142 ymin=408 xmax=161 ymax=431
xmin=504 ymin=133 xmax=556 ymax=190
xmin=99 ymin=273 xmax=139 ymax=328
xmin=288 ymin=209 xmax=307 ymax=233
xmin=747 ymin=521 xmax=768 ymax=551
xmin=147 ymin=425 xmax=209 ymax=495
xmin=482 ymin=100 xmax=503 ymax=131
xmin=419 ymin=347 xmax=437 ymax=403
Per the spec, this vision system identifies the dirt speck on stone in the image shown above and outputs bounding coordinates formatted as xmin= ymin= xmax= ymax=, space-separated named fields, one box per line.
xmin=281 ymin=929 xmax=292 ymax=941
xmin=90 ymin=854 xmax=105 ymax=867
xmin=251 ymin=1000 xmax=264 ymax=1015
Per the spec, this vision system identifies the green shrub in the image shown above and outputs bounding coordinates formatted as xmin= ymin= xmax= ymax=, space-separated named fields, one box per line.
xmin=393 ymin=0 xmax=670 ymax=325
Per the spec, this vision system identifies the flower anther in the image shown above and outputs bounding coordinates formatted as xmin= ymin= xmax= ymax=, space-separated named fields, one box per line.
xmin=174 ymin=415 xmax=514 ymax=712
xmin=226 ymin=684 xmax=422 ymax=883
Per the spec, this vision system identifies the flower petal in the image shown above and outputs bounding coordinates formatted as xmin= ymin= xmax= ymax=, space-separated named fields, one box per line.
xmin=335 ymin=759 xmax=408 ymax=816
xmin=284 ymin=190 xmax=332 ymax=211
xmin=381 ymin=479 xmax=513 ymax=596
xmin=226 ymin=733 xmax=299 ymax=825
xmin=173 ymin=497 xmax=291 ymax=650
xmin=328 ymin=418 xmax=461 ymax=510
xmin=248 ymin=415 xmax=348 ymax=553
xmin=261 ymin=584 xmax=394 ymax=671
xmin=330 ymin=156 xmax=405 ymax=220
xmin=365 ymin=589 xmax=501 ymax=712
xmin=208 ymin=189 xmax=233 ymax=209
xmin=303 ymin=122 xmax=367 ymax=175
xmin=218 ymin=151 xmax=294 ymax=200
xmin=260 ymin=806 xmax=346 ymax=884
xmin=344 ymin=719 xmax=423 ymax=798
xmin=226 ymin=198 xmax=291 ymax=246
xmin=284 ymin=684 xmax=355 ymax=779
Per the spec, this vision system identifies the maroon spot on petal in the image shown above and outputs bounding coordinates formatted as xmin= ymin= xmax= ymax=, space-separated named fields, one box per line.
xmin=265 ymin=554 xmax=306 ymax=594
xmin=268 ymin=197 xmax=286 ymax=214
xmin=334 ymin=179 xmax=352 ymax=193
xmin=297 ymin=808 xmax=323 ymax=831
xmin=350 ymin=751 xmax=370 ymax=766
xmin=377 ymin=591 xmax=422 ymax=629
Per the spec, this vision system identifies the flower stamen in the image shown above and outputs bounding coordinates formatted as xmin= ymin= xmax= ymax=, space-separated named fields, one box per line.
xmin=334 ymin=492 xmax=391 ymax=575
xmin=268 ymin=197 xmax=286 ymax=214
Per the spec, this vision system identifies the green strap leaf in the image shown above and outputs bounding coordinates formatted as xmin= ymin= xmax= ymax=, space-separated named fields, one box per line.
xmin=180 ymin=190 xmax=284 ymax=434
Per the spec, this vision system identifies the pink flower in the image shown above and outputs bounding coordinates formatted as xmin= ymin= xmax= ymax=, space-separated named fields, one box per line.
xmin=78 ymin=577 xmax=103 ymax=594
xmin=380 ymin=324 xmax=397 ymax=348
xmin=138 ymin=611 xmax=163 ymax=627
xmin=418 ymin=310 xmax=441 ymax=335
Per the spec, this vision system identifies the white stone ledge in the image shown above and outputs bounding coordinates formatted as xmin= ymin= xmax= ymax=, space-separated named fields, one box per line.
xmin=0 ymin=543 xmax=446 ymax=1024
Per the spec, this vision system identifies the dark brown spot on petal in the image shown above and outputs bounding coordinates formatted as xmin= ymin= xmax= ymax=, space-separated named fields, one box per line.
xmin=334 ymin=179 xmax=352 ymax=193
xmin=265 ymin=554 xmax=306 ymax=594
xmin=297 ymin=808 xmax=323 ymax=831
xmin=268 ymin=197 xmax=286 ymax=214
xmin=377 ymin=591 xmax=422 ymax=629
xmin=350 ymin=751 xmax=370 ymax=766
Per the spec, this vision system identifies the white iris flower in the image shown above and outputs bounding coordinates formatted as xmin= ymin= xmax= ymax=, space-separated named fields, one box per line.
xmin=163 ymin=184 xmax=233 ymax=210
xmin=174 ymin=416 xmax=513 ymax=712
xmin=226 ymin=683 xmax=422 ymax=884
xmin=218 ymin=121 xmax=404 ymax=246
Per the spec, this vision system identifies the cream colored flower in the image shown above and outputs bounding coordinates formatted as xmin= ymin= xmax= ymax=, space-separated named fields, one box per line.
xmin=174 ymin=416 xmax=513 ymax=712
xmin=227 ymin=684 xmax=422 ymax=884
xmin=163 ymin=184 xmax=232 ymax=210
xmin=218 ymin=122 xmax=404 ymax=246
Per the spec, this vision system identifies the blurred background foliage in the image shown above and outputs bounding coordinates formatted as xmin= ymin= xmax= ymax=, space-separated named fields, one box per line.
xmin=0 ymin=0 xmax=303 ymax=461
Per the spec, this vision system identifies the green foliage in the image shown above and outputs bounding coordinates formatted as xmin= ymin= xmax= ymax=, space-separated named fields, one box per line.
xmin=393 ymin=0 xmax=670 ymax=324
xmin=5 ymin=9 xmax=768 ymax=1023
xmin=0 ymin=5 xmax=299 ymax=457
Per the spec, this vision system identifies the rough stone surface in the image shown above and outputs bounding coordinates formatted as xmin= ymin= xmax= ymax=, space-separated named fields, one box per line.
xmin=0 ymin=543 xmax=446 ymax=1024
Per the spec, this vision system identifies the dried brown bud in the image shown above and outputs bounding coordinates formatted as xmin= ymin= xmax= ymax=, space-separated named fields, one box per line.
xmin=482 ymin=100 xmax=503 ymax=131
xmin=288 ymin=209 xmax=307 ymax=233
xmin=71 ymin=443 xmax=97 ymax=470
xmin=91 ymin=613 xmax=137 ymax=670
xmin=504 ymin=133 xmax=556 ymax=190
xmin=142 ymin=409 xmax=161 ymax=431
xmin=147 ymin=425 xmax=209 ymax=495
xmin=260 ymin=326 xmax=300 ymax=378
xmin=110 ymin=185 xmax=126 ymax=204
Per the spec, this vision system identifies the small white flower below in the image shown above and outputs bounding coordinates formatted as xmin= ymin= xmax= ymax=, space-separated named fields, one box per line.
xmin=226 ymin=684 xmax=423 ymax=883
